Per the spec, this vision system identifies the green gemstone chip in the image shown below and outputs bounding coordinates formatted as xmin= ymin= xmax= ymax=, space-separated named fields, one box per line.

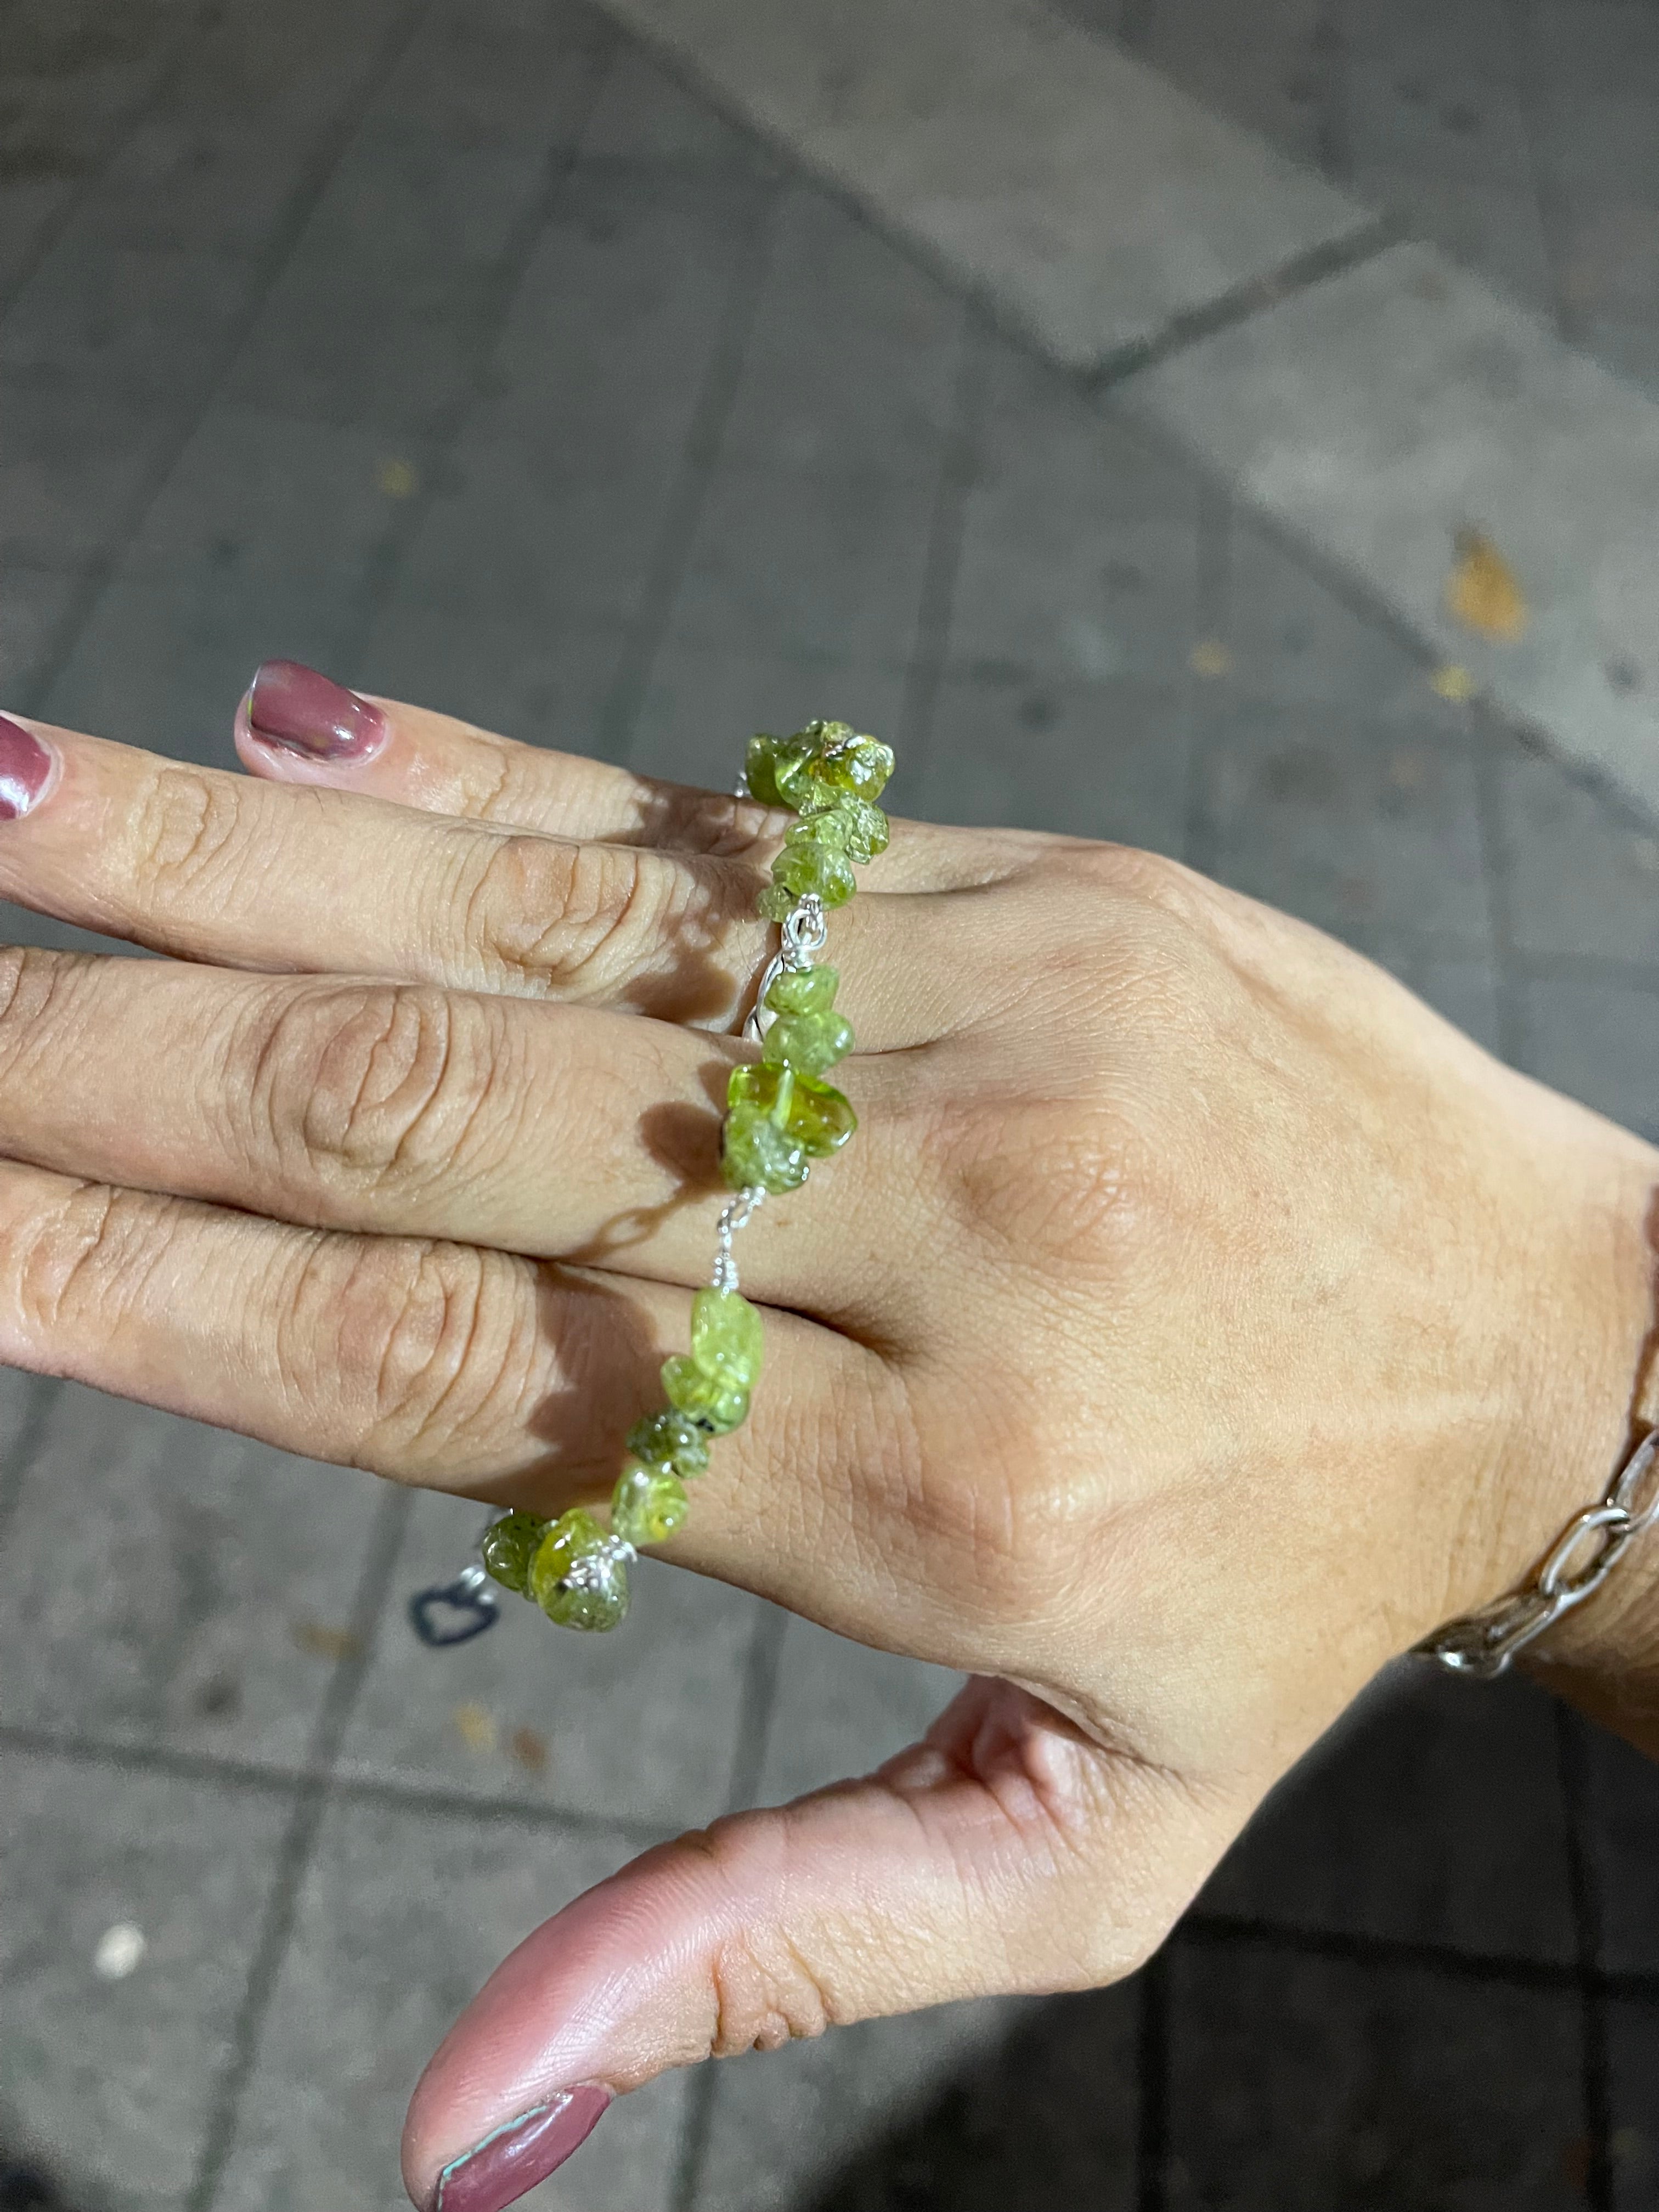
xmin=611 ymin=1462 xmax=690 ymax=1547
xmin=765 ymin=964 xmax=839 ymax=1017
xmin=625 ymin=1409 xmax=710 ymax=1478
xmin=691 ymin=1286 xmax=764 ymax=1390
xmin=529 ymin=1508 xmax=630 ymax=1631
xmin=479 ymin=1509 xmax=547 ymax=1597
xmin=662 ymin=1353 xmax=750 ymax=1434
xmin=763 ymin=1009 xmax=854 ymax=1075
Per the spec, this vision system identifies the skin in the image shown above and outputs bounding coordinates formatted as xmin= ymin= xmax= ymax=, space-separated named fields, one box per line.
xmin=0 ymin=693 xmax=1651 ymax=2208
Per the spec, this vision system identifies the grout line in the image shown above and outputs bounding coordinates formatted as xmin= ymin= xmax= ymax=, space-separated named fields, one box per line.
xmin=1118 ymin=0 xmax=1155 ymax=53
xmin=326 ymin=14 xmax=622 ymax=689
xmin=1179 ymin=479 xmax=1231 ymax=879
xmin=185 ymin=1485 xmax=410 ymax=2212
xmin=1508 ymin=0 xmax=1581 ymax=351
xmin=0 ymin=0 xmax=229 ymax=325
xmin=1313 ymin=0 xmax=1351 ymax=187
xmin=603 ymin=176 xmax=780 ymax=764
xmin=1556 ymin=1707 xmax=1616 ymax=2211
xmin=668 ymin=1601 xmax=790 ymax=2212
xmin=0 ymin=1372 xmax=61 ymax=1553
xmin=1085 ymin=216 xmax=1402 ymax=393
xmin=1471 ymin=706 xmax=1530 ymax=1070
xmin=0 ymin=1718 xmax=674 ymax=1844
xmin=1134 ymin=1948 xmax=1171 ymax=2212
xmin=895 ymin=307 xmax=989 ymax=796
xmin=12 ymin=0 xmax=447 ymax=725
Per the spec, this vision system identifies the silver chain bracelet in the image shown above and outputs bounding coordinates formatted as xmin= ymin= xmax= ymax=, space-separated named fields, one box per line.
xmin=1417 ymin=1425 xmax=1659 ymax=1679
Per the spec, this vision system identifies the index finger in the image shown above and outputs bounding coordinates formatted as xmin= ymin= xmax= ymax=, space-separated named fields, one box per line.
xmin=234 ymin=660 xmax=1035 ymax=891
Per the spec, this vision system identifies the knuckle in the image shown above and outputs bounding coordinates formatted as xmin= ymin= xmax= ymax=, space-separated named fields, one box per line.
xmin=15 ymin=1181 xmax=163 ymax=1338
xmin=123 ymin=763 xmax=245 ymax=894
xmin=684 ymin=1830 xmax=843 ymax=2053
xmin=306 ymin=1237 xmax=537 ymax=1465
xmin=0 ymin=945 xmax=84 ymax=1063
xmin=246 ymin=983 xmax=504 ymax=1198
xmin=463 ymin=834 xmax=670 ymax=997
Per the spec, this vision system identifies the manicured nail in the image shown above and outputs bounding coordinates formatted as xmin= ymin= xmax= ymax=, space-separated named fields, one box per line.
xmin=432 ymin=2086 xmax=612 ymax=2212
xmin=0 ymin=715 xmax=55 ymax=820
xmin=245 ymin=660 xmax=388 ymax=763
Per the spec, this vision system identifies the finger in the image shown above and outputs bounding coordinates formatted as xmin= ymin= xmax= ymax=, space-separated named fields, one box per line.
xmin=402 ymin=1679 xmax=1238 ymax=2212
xmin=0 ymin=1154 xmax=903 ymax=1532
xmin=0 ymin=719 xmax=936 ymax=1041
xmin=233 ymin=660 xmax=1036 ymax=891
xmin=0 ymin=947 xmax=926 ymax=1310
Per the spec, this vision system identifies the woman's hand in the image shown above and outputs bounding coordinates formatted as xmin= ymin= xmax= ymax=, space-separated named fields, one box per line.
xmin=0 ymin=669 xmax=1651 ymax=2212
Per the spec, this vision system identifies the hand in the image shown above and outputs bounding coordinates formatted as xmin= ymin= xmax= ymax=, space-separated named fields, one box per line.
xmin=0 ymin=671 xmax=1650 ymax=2212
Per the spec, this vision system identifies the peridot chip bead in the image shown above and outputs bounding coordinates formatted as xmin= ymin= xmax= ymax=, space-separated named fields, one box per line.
xmin=822 ymin=795 xmax=889 ymax=864
xmin=770 ymin=828 xmax=856 ymax=909
xmin=763 ymin=1009 xmax=854 ymax=1075
xmin=765 ymin=964 xmax=838 ymax=1016
xmin=611 ymin=1462 xmax=689 ymax=1546
xmin=722 ymin=1103 xmax=810 ymax=1192
xmin=786 ymin=1071 xmax=857 ymax=1155
xmin=771 ymin=719 xmax=855 ymax=808
xmin=626 ymin=1409 xmax=710 ymax=1478
xmin=691 ymin=1286 xmax=764 ymax=1390
xmin=757 ymin=882 xmax=800 ymax=923
xmin=803 ymin=729 xmax=894 ymax=805
xmin=745 ymin=730 xmax=817 ymax=809
xmin=479 ymin=1509 xmax=547 ymax=1597
xmin=662 ymin=1353 xmax=749 ymax=1434
xmin=529 ymin=1508 xmax=629 ymax=1632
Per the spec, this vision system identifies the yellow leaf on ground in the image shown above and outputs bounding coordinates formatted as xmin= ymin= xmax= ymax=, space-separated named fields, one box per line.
xmin=1190 ymin=639 xmax=1231 ymax=678
xmin=377 ymin=456 xmax=418 ymax=498
xmin=1430 ymin=664 xmax=1475 ymax=701
xmin=291 ymin=1620 xmax=362 ymax=1662
xmin=1446 ymin=530 xmax=1527 ymax=642
xmin=453 ymin=1702 xmax=497 ymax=1753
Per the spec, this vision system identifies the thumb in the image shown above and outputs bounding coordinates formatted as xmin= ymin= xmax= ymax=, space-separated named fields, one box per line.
xmin=401 ymin=1678 xmax=1237 ymax=2212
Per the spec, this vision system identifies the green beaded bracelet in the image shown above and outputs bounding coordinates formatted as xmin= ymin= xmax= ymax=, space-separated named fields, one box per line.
xmin=408 ymin=720 xmax=891 ymax=1646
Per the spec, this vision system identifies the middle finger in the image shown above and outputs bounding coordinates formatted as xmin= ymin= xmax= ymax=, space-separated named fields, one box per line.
xmin=0 ymin=944 xmax=916 ymax=1313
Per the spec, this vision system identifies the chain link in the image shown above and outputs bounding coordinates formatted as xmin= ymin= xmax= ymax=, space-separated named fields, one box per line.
xmin=1417 ymin=1427 xmax=1659 ymax=1679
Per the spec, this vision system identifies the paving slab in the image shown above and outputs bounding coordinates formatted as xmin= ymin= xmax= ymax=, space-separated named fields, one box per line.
xmin=597 ymin=0 xmax=1372 ymax=371
xmin=1195 ymin=696 xmax=1493 ymax=944
xmin=1515 ymin=969 xmax=1659 ymax=1141
xmin=690 ymin=1995 xmax=1053 ymax=2212
xmin=1497 ymin=749 xmax=1659 ymax=967
xmin=717 ymin=186 xmax=968 ymax=486
xmin=65 ymin=0 xmax=415 ymax=259
xmin=1127 ymin=241 xmax=1659 ymax=820
xmin=0 ymin=1744 xmax=293 ymax=2212
xmin=338 ymin=1489 xmax=761 ymax=1830
xmin=1605 ymin=1997 xmax=1659 ymax=2210
xmin=1198 ymin=1664 xmax=1579 ymax=1964
xmin=921 ymin=672 xmax=1194 ymax=855
xmin=627 ymin=644 xmax=909 ymax=794
xmin=1163 ymin=1938 xmax=1587 ymax=2208
xmin=0 ymin=1383 xmax=385 ymax=1771
xmin=212 ymin=1792 xmax=690 ymax=2212
xmin=780 ymin=1984 xmax=1140 ymax=2212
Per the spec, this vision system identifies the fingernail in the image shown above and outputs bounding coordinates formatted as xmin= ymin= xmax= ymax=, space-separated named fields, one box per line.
xmin=0 ymin=715 xmax=55 ymax=820
xmin=432 ymin=2086 xmax=612 ymax=2212
xmin=245 ymin=660 xmax=388 ymax=763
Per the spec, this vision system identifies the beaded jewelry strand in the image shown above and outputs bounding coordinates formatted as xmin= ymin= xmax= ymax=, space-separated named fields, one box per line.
xmin=407 ymin=720 xmax=892 ymax=1645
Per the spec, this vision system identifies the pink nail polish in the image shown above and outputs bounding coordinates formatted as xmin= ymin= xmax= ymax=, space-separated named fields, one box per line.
xmin=245 ymin=660 xmax=388 ymax=763
xmin=432 ymin=2086 xmax=612 ymax=2212
xmin=0 ymin=715 xmax=55 ymax=820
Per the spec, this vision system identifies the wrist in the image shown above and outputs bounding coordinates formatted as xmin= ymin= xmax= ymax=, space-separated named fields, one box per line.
xmin=1453 ymin=1090 xmax=1658 ymax=1741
